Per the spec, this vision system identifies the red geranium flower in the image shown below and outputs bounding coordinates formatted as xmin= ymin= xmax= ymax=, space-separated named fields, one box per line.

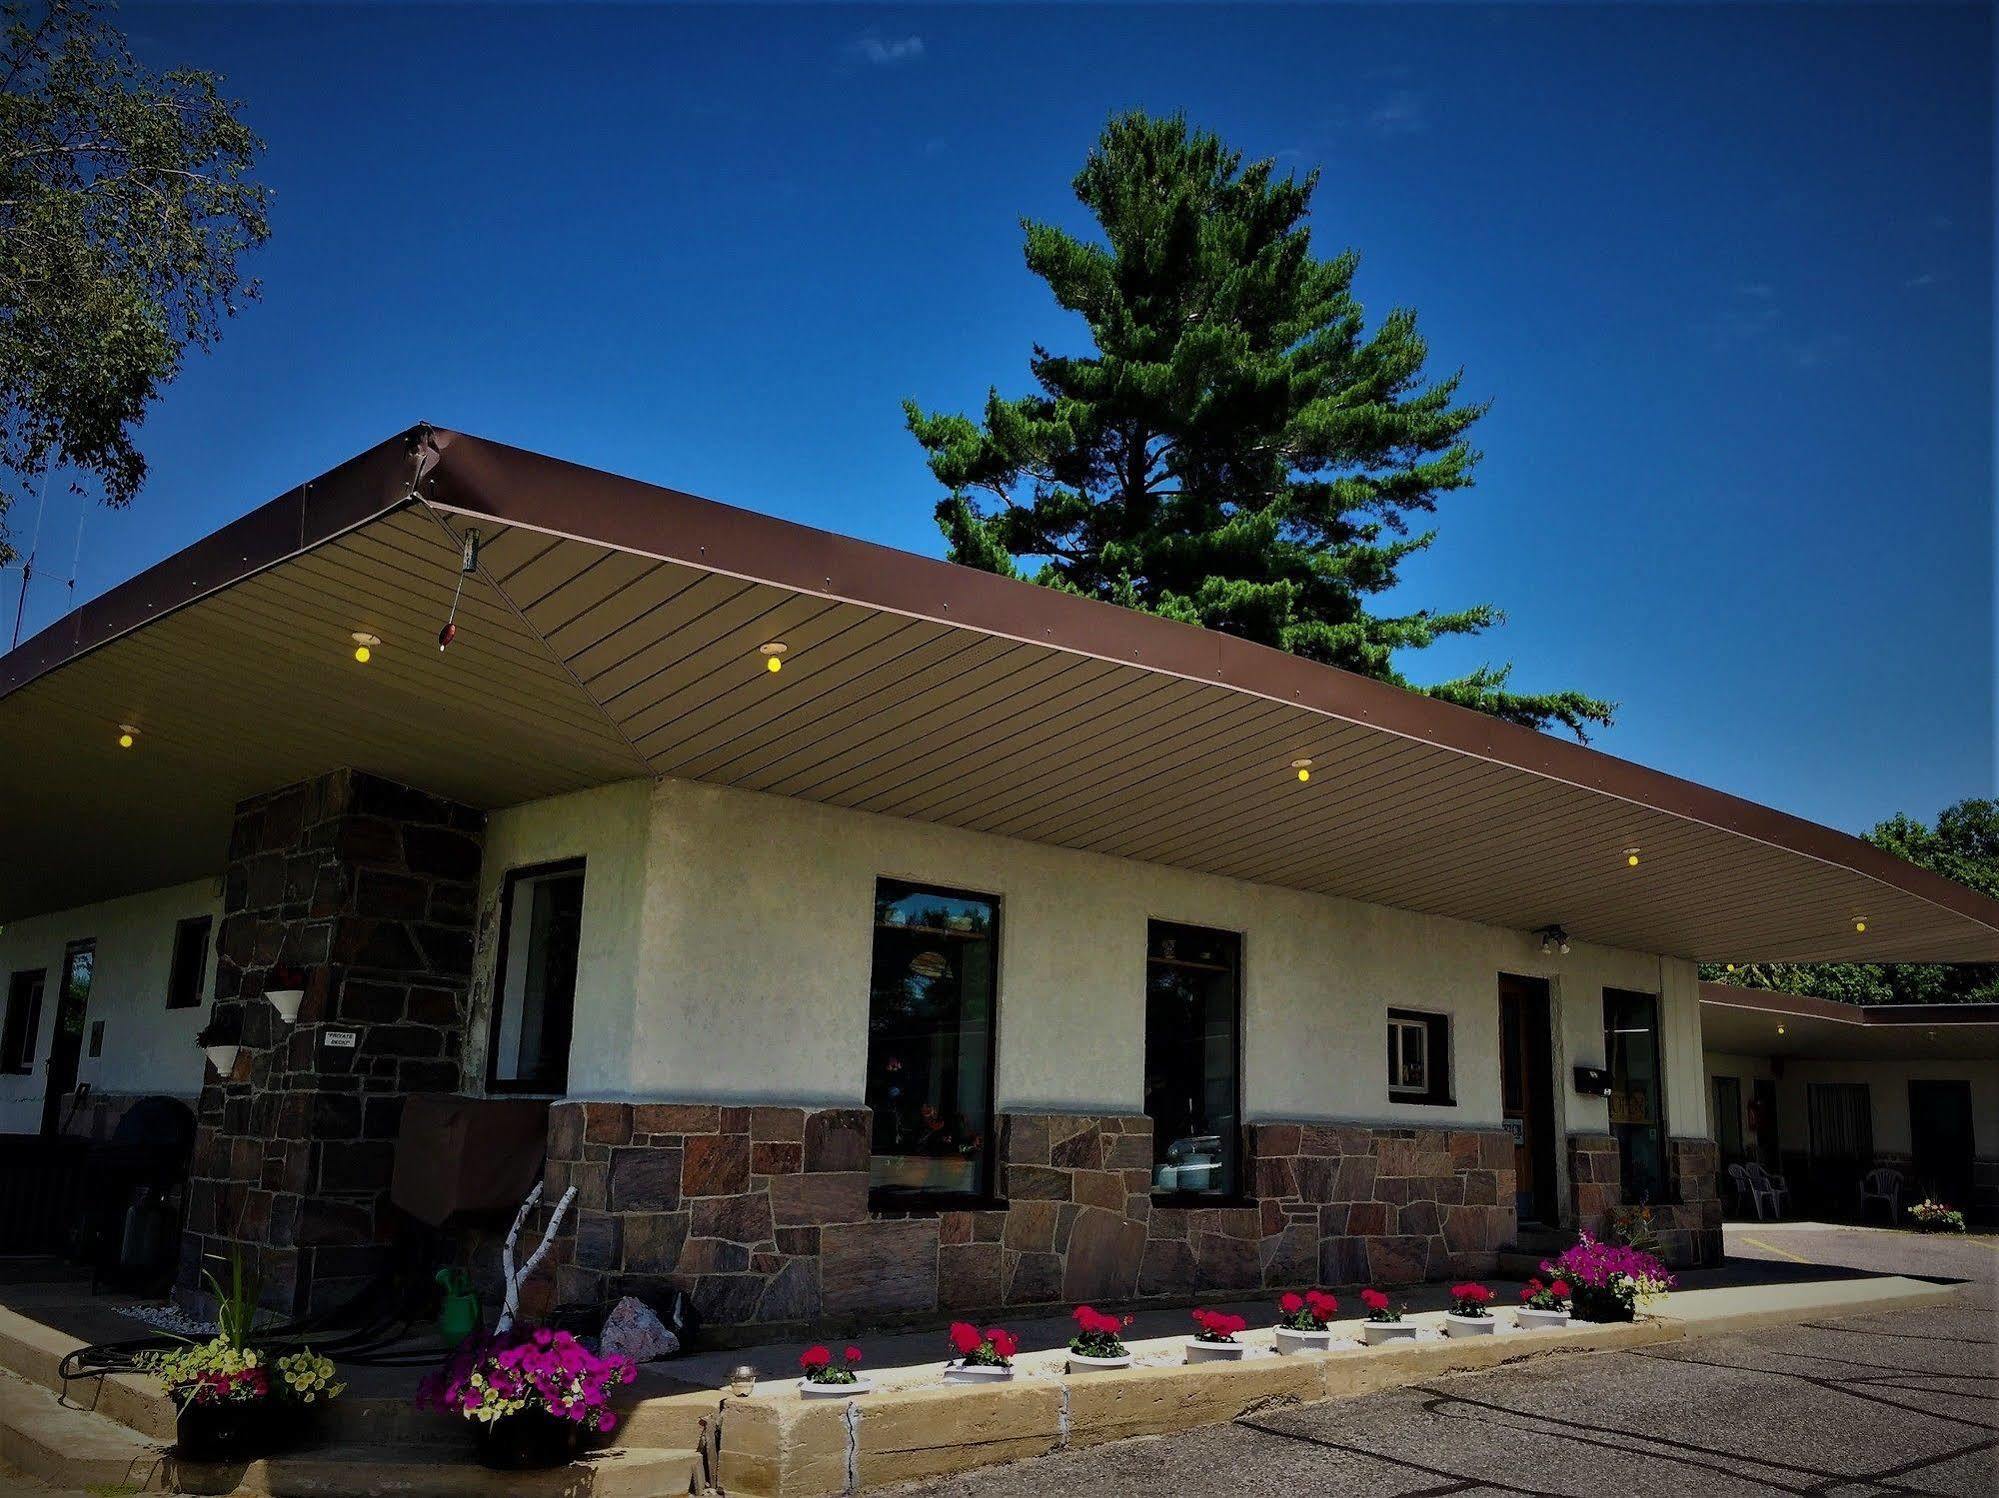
xmin=1360 ymin=1288 xmax=1390 ymax=1311
xmin=799 ymin=1345 xmax=831 ymax=1371
xmin=1305 ymin=1289 xmax=1339 ymax=1317
xmin=1279 ymin=1291 xmax=1305 ymax=1314
xmin=987 ymin=1328 xmax=1019 ymax=1360
xmin=843 ymin=1346 xmax=863 ymax=1365
xmin=1550 ymin=1280 xmax=1571 ymax=1299
xmin=948 ymin=1321 xmax=983 ymax=1356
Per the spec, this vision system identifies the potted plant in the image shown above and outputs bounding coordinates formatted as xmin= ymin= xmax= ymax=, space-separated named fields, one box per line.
xmin=798 ymin=1344 xmax=871 ymax=1398
xmin=1359 ymin=1287 xmax=1417 ymax=1344
xmin=944 ymin=1322 xmax=1019 ymax=1383
xmin=1273 ymin=1288 xmax=1340 ymax=1355
xmin=1909 ymin=1199 xmax=1967 ymax=1234
xmin=195 ymin=1010 xmax=244 ymax=1080
xmin=1544 ymin=1233 xmax=1674 ymax=1323
xmin=417 ymin=1328 xmax=635 ymax=1468
xmin=1443 ymin=1282 xmax=1496 ymax=1337
xmin=1066 ymin=1305 xmax=1134 ymax=1372
xmin=1515 ymin=1276 xmax=1572 ymax=1330
xmin=1186 ymin=1308 xmax=1248 ymax=1362
xmin=264 ymin=966 xmax=307 ymax=1024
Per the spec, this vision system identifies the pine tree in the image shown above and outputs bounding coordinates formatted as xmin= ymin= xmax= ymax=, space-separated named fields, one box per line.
xmin=905 ymin=111 xmax=1613 ymax=740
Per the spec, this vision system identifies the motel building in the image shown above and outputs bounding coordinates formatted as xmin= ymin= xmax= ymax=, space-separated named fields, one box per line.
xmin=2 ymin=424 xmax=1996 ymax=1332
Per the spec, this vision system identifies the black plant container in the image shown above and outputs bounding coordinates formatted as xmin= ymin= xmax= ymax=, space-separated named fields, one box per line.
xmin=473 ymin=1409 xmax=585 ymax=1471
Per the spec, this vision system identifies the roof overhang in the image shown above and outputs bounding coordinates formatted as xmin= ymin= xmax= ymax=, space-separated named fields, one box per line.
xmin=4 ymin=423 xmax=1996 ymax=965
xmin=1699 ymin=981 xmax=1999 ymax=1061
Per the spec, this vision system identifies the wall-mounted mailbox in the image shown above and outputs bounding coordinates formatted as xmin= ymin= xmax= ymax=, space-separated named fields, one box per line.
xmin=1573 ymin=1064 xmax=1612 ymax=1097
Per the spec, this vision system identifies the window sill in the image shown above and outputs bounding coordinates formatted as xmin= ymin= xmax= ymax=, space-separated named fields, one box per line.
xmin=1390 ymin=1094 xmax=1458 ymax=1108
xmin=867 ymin=1191 xmax=1009 ymax=1216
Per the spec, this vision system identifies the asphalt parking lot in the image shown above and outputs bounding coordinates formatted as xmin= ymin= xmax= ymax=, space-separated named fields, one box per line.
xmin=891 ymin=1223 xmax=1999 ymax=1497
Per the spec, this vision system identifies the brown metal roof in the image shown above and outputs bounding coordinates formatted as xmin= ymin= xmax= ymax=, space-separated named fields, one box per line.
xmin=1700 ymin=981 xmax=1999 ymax=1060
xmin=3 ymin=423 xmax=1996 ymax=965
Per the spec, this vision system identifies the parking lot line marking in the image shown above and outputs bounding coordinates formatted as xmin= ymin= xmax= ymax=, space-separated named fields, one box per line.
xmin=1740 ymin=1234 xmax=1812 ymax=1263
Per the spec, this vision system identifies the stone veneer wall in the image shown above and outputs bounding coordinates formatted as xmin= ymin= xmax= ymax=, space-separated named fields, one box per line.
xmin=540 ymin=1104 xmax=1518 ymax=1337
xmin=1565 ymin=1131 xmax=1721 ymax=1269
xmin=179 ymin=770 xmax=484 ymax=1317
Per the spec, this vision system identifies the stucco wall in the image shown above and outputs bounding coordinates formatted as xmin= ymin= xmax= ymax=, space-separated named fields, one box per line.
xmin=466 ymin=779 xmax=652 ymax=1097
xmin=1704 ymin=1048 xmax=1997 ymax=1160
xmin=0 ymin=877 xmax=219 ymax=1132
xmin=571 ymin=777 xmax=1706 ymax=1141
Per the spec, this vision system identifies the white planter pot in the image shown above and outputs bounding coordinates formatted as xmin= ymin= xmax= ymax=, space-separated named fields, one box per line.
xmin=1361 ymin=1320 xmax=1419 ymax=1345
xmin=265 ymin=989 xmax=304 ymax=1023
xmin=1515 ymin=1307 xmax=1570 ymax=1331
xmin=1273 ymin=1326 xmax=1337 ymax=1356
xmin=202 ymin=1043 xmax=241 ymax=1078
xmin=1066 ymin=1351 xmax=1133 ymax=1373
xmin=1444 ymin=1313 xmax=1496 ymax=1338
xmin=797 ymin=1376 xmax=874 ymax=1398
xmin=1185 ymin=1338 xmax=1245 ymax=1362
xmin=943 ymin=1362 xmax=1015 ymax=1384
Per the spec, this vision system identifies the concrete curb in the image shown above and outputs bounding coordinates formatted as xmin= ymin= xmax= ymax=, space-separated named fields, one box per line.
xmin=713 ymin=1280 xmax=1968 ymax=1497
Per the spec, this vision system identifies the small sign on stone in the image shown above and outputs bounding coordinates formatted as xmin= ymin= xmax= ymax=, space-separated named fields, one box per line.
xmin=323 ymin=1030 xmax=357 ymax=1048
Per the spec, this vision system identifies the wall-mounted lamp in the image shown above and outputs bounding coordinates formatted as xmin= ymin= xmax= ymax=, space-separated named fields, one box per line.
xmin=202 ymin=1041 xmax=242 ymax=1077
xmin=759 ymin=642 xmax=788 ymax=674
xmin=1291 ymin=758 xmax=1313 ymax=783
xmin=1535 ymin=924 xmax=1571 ymax=956
xmin=116 ymin=723 xmax=137 ymax=749
xmin=267 ymin=987 xmax=304 ymax=1024
xmin=1623 ymin=846 xmax=1642 ymax=868
xmin=351 ymin=631 xmax=381 ymax=663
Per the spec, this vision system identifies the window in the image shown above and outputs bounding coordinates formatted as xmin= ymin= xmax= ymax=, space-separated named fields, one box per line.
xmin=166 ymin=916 xmax=212 ymax=1009
xmin=2 ymin=971 xmax=43 ymax=1074
xmin=485 ymin=860 xmax=586 ymax=1095
xmin=1807 ymin=1082 xmax=1872 ymax=1164
xmin=1145 ymin=922 xmax=1241 ymax=1198
xmin=1712 ymin=1075 xmax=1743 ymax=1163
xmin=866 ymin=879 xmax=1000 ymax=1202
xmin=1388 ymin=1009 xmax=1453 ymax=1105
xmin=1604 ymin=988 xmax=1666 ymax=1203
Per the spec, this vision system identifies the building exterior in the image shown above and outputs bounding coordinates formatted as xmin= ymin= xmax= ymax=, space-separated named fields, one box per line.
xmin=3 ymin=426 xmax=1995 ymax=1330
xmin=1701 ymin=983 xmax=1999 ymax=1224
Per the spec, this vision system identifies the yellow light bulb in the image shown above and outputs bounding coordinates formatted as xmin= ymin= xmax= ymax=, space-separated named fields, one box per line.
xmin=117 ymin=731 xmax=134 ymax=749
xmin=1725 ymin=963 xmax=1737 ymax=973
xmin=1777 ymin=1024 xmax=1786 ymax=1036
xmin=1627 ymin=853 xmax=1640 ymax=867
xmin=1854 ymin=919 xmax=1866 ymax=934
xmin=354 ymin=644 xmax=371 ymax=663
xmin=766 ymin=654 xmax=782 ymax=674
xmin=1296 ymin=767 xmax=1310 ymax=783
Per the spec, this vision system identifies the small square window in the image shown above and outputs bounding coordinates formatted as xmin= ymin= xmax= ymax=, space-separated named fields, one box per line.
xmin=166 ymin=916 xmax=212 ymax=1010
xmin=1387 ymin=1009 xmax=1453 ymax=1106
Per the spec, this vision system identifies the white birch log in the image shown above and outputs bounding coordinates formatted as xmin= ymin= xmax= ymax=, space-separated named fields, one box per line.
xmin=496 ymin=1182 xmax=576 ymax=1335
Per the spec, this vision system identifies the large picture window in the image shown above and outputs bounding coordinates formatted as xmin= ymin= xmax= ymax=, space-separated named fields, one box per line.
xmin=866 ymin=879 xmax=999 ymax=1203
xmin=1604 ymin=988 xmax=1666 ymax=1204
xmin=1145 ymin=921 xmax=1241 ymax=1198
xmin=485 ymin=860 xmax=585 ymax=1095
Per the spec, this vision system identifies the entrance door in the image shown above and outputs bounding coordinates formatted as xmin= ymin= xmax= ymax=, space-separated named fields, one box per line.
xmin=1908 ymin=1080 xmax=1974 ymax=1206
xmin=1498 ymin=974 xmax=1557 ymax=1224
xmin=39 ymin=940 xmax=93 ymax=1137
xmin=1750 ymin=1078 xmax=1780 ymax=1168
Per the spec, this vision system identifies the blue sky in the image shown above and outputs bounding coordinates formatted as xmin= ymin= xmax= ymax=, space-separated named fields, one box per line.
xmin=7 ymin=2 xmax=1991 ymax=835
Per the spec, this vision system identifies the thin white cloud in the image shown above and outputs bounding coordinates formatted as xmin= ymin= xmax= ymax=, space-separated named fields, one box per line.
xmin=849 ymin=34 xmax=924 ymax=66
xmin=1367 ymin=90 xmax=1427 ymax=136
xmin=1904 ymin=271 xmax=1939 ymax=289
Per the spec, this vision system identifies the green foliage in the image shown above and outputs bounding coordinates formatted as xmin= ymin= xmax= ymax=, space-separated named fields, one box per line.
xmin=205 ymin=1248 xmax=259 ymax=1346
xmin=1700 ymin=798 xmax=1999 ymax=1004
xmin=905 ymin=110 xmax=1613 ymax=740
xmin=0 ymin=0 xmax=267 ymax=561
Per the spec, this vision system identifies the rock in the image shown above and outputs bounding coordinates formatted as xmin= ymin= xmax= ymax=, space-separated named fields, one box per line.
xmin=600 ymin=1295 xmax=680 ymax=1363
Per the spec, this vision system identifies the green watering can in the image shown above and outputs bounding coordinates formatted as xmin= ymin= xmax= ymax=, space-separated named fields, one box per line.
xmin=435 ymin=1268 xmax=481 ymax=1346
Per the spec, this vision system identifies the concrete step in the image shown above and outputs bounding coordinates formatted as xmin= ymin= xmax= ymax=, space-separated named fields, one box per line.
xmin=0 ymin=1365 xmax=169 ymax=1491
xmin=166 ymin=1442 xmax=702 ymax=1498
xmin=0 ymin=1302 xmax=178 ymax=1440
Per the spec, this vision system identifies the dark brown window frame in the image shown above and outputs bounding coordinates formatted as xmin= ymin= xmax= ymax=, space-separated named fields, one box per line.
xmin=1145 ymin=919 xmax=1247 ymax=1207
xmin=1387 ymin=1007 xmax=1455 ymax=1106
xmin=166 ymin=915 xmax=213 ymax=1009
xmin=865 ymin=876 xmax=1005 ymax=1211
xmin=483 ymin=857 xmax=587 ymax=1097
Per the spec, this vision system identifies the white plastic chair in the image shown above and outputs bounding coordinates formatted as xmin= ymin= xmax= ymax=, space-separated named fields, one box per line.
xmin=1859 ymin=1167 xmax=1901 ymax=1224
xmin=1744 ymin=1161 xmax=1791 ymax=1218
xmin=1728 ymin=1163 xmax=1765 ymax=1219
